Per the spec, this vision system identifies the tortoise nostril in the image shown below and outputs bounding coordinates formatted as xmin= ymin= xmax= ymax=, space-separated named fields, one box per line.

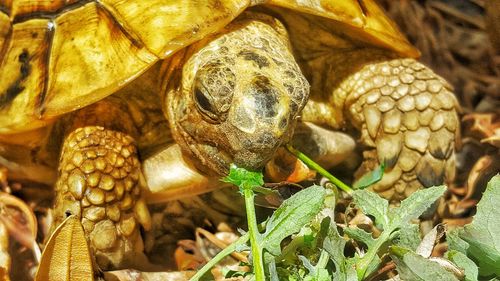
xmin=245 ymin=132 xmax=280 ymax=152
xmin=65 ymin=210 xmax=72 ymax=217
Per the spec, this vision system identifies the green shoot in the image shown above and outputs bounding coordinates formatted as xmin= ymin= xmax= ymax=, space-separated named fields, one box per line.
xmin=285 ymin=144 xmax=353 ymax=194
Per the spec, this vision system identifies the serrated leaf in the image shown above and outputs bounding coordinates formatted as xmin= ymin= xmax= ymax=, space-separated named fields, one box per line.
xmin=352 ymin=189 xmax=389 ymax=228
xmin=262 ymin=185 xmax=326 ymax=256
xmin=352 ymin=187 xmax=445 ymax=280
xmin=390 ymin=246 xmax=460 ymax=281
xmin=323 ymin=223 xmax=358 ymax=281
xmin=298 ymin=255 xmax=316 ymax=274
xmin=460 ymin=235 xmax=500 ymax=277
xmin=447 ymin=228 xmax=469 ymax=254
xmin=268 ymin=260 xmax=279 ymax=281
xmin=353 ymin=163 xmax=385 ymax=189
xmin=458 ymin=175 xmax=500 ymax=277
xmin=394 ymin=224 xmax=421 ymax=251
xmin=345 ymin=257 xmax=363 ymax=281
xmin=314 ymin=269 xmax=331 ymax=281
xmin=323 ymin=223 xmax=346 ymax=273
xmin=35 ymin=215 xmax=94 ymax=281
xmin=344 ymin=227 xmax=375 ymax=248
xmin=222 ymin=164 xmax=264 ymax=191
xmin=349 ymin=253 xmax=382 ymax=279
xmin=446 ymin=250 xmax=479 ymax=281
xmin=389 ymin=185 xmax=446 ymax=228
xmin=365 ymin=255 xmax=382 ymax=278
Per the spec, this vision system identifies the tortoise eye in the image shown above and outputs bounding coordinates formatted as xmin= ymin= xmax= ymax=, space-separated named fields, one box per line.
xmin=193 ymin=85 xmax=219 ymax=121
xmin=193 ymin=62 xmax=235 ymax=123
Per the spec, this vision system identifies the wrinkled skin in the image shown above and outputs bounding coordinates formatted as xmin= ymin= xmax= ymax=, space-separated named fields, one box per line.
xmin=163 ymin=13 xmax=309 ymax=175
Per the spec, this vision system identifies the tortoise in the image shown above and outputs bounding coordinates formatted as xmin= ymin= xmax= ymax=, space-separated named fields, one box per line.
xmin=0 ymin=0 xmax=460 ymax=272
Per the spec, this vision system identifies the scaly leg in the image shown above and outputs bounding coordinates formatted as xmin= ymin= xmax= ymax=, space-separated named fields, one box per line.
xmin=339 ymin=58 xmax=459 ymax=201
xmin=51 ymin=126 xmax=152 ymax=270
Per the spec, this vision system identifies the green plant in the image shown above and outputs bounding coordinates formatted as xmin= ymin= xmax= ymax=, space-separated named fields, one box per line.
xmin=190 ymin=149 xmax=500 ymax=281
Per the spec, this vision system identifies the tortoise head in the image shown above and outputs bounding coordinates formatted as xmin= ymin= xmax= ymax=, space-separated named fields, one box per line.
xmin=163 ymin=16 xmax=309 ymax=175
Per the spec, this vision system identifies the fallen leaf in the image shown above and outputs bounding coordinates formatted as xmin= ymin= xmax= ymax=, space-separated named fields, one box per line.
xmin=0 ymin=221 xmax=10 ymax=281
xmin=265 ymin=148 xmax=316 ymax=183
xmin=35 ymin=215 xmax=94 ymax=281
xmin=175 ymin=240 xmax=205 ymax=271
xmin=103 ymin=269 xmax=194 ymax=281
xmin=0 ymin=192 xmax=37 ymax=251
xmin=463 ymin=113 xmax=499 ymax=141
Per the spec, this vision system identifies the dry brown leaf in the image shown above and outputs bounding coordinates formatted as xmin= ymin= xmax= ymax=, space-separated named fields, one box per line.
xmin=379 ymin=0 xmax=500 ymax=107
xmin=195 ymin=228 xmax=246 ymax=263
xmin=174 ymin=240 xmax=205 ymax=271
xmin=35 ymin=215 xmax=94 ymax=281
xmin=0 ymin=222 xmax=10 ymax=281
xmin=0 ymin=166 xmax=7 ymax=190
xmin=103 ymin=270 xmax=194 ymax=281
xmin=485 ymin=0 xmax=500 ymax=53
xmin=463 ymin=113 xmax=499 ymax=141
xmin=265 ymin=148 xmax=316 ymax=183
xmin=416 ymin=224 xmax=445 ymax=258
xmin=0 ymin=192 xmax=37 ymax=252
xmin=463 ymin=155 xmax=500 ymax=201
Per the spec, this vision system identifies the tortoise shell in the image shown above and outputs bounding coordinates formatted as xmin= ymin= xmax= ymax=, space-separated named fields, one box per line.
xmin=0 ymin=0 xmax=418 ymax=134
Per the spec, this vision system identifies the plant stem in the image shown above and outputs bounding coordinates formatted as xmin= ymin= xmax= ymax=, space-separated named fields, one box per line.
xmin=356 ymin=229 xmax=392 ymax=279
xmin=285 ymin=144 xmax=353 ymax=194
xmin=253 ymin=186 xmax=277 ymax=195
xmin=316 ymin=249 xmax=330 ymax=269
xmin=189 ymin=232 xmax=249 ymax=281
xmin=243 ymin=187 xmax=265 ymax=281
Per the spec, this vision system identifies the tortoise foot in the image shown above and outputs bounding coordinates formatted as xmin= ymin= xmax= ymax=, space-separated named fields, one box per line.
xmin=51 ymin=126 xmax=151 ymax=270
xmin=345 ymin=58 xmax=459 ymax=202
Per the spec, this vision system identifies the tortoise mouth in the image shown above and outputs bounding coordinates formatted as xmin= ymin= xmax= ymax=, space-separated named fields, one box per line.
xmin=196 ymin=140 xmax=278 ymax=175
xmin=233 ymin=151 xmax=276 ymax=172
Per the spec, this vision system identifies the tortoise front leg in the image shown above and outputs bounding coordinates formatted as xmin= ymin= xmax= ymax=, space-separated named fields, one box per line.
xmin=340 ymin=58 xmax=459 ymax=201
xmin=51 ymin=126 xmax=152 ymax=270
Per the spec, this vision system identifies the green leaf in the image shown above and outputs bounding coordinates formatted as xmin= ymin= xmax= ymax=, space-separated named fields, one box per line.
xmin=344 ymin=227 xmax=375 ymax=248
xmin=222 ymin=164 xmax=264 ymax=191
xmin=345 ymin=258 xmax=362 ymax=281
xmin=446 ymin=250 xmax=479 ymax=281
xmin=390 ymin=246 xmax=460 ymax=281
xmin=460 ymin=235 xmax=500 ymax=277
xmin=447 ymin=228 xmax=469 ymax=254
xmin=458 ymin=175 xmax=500 ymax=277
xmin=353 ymin=163 xmax=385 ymax=189
xmin=298 ymin=255 xmax=316 ymax=274
xmin=389 ymin=185 xmax=446 ymax=228
xmin=268 ymin=260 xmax=279 ymax=281
xmin=352 ymin=186 xmax=446 ymax=280
xmin=394 ymin=224 xmax=421 ymax=251
xmin=313 ymin=269 xmax=331 ymax=281
xmin=321 ymin=223 xmax=358 ymax=281
xmin=262 ymin=185 xmax=326 ymax=256
xmin=352 ymin=189 xmax=389 ymax=228
xmin=323 ymin=224 xmax=346 ymax=272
